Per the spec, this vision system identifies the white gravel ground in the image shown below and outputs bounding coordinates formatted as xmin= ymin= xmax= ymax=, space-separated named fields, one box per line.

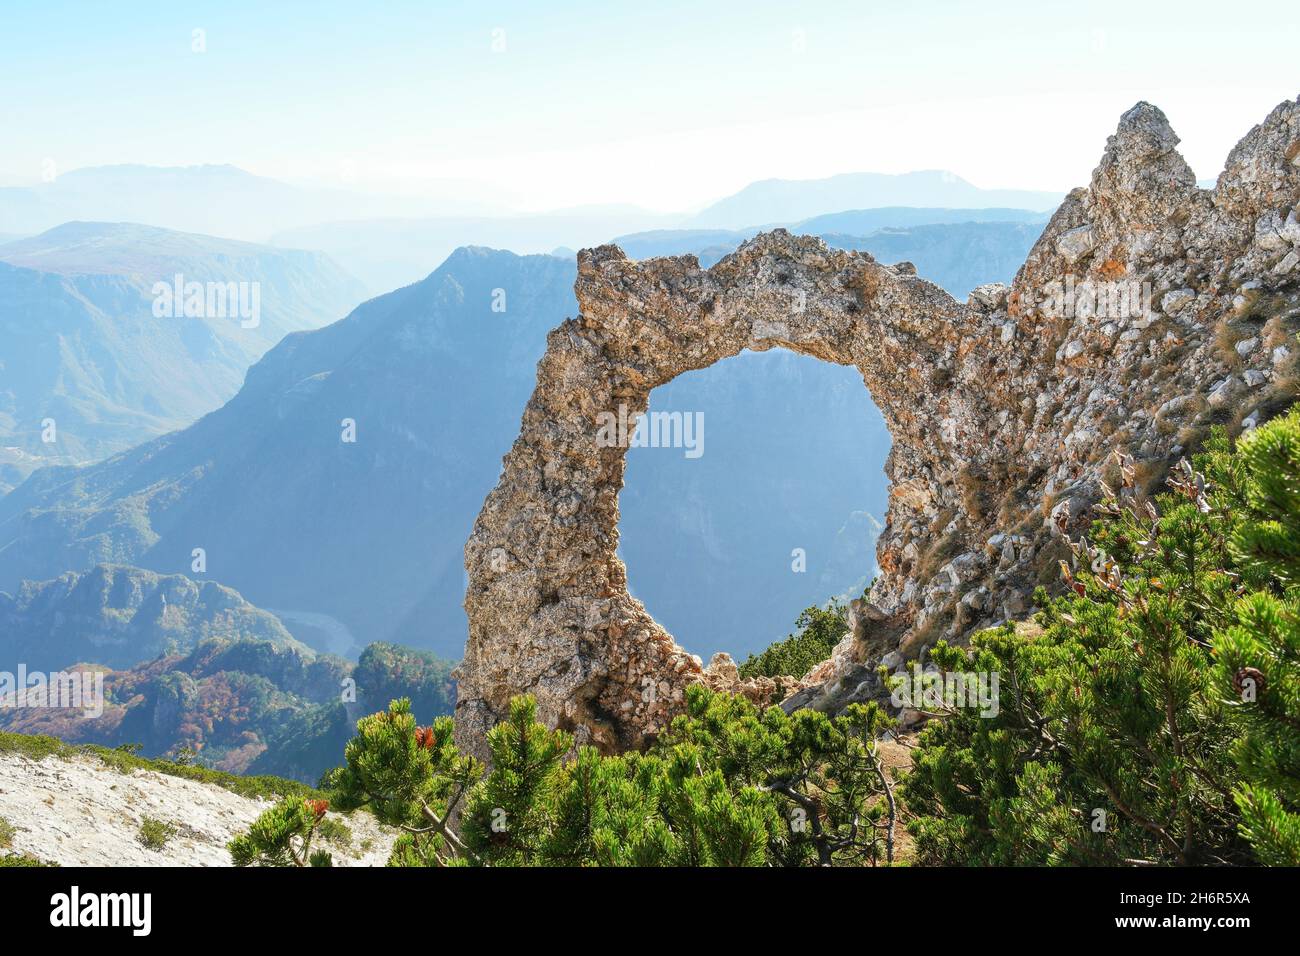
xmin=0 ymin=749 xmax=396 ymax=866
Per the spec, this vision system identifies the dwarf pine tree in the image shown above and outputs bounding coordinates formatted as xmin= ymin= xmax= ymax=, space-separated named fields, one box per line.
xmin=904 ymin=405 xmax=1300 ymax=866
xmin=327 ymin=698 xmax=481 ymax=866
xmin=228 ymin=797 xmax=333 ymax=867
xmin=739 ymin=601 xmax=848 ymax=680
xmin=460 ymin=695 xmax=572 ymax=865
xmin=233 ymin=685 xmax=897 ymax=866
xmin=1211 ymin=406 xmax=1300 ymax=865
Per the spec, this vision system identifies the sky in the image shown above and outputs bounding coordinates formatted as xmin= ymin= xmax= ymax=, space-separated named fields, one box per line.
xmin=2 ymin=0 xmax=1297 ymax=213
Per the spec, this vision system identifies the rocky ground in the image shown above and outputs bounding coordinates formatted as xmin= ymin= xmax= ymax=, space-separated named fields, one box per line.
xmin=0 ymin=748 xmax=397 ymax=866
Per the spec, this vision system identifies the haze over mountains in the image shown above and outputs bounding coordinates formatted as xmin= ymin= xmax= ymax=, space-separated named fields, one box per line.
xmin=0 ymin=211 xmax=1041 ymax=663
xmin=1 ymin=162 xmax=1054 ymax=293
xmin=275 ymin=202 xmax=1050 ymax=295
xmin=269 ymin=207 xmax=682 ymax=296
xmin=0 ymin=222 xmax=365 ymax=492
xmin=0 ymin=164 xmax=505 ymax=243
xmin=620 ymin=352 xmax=889 ymax=656
xmin=0 ymin=249 xmax=576 ymax=659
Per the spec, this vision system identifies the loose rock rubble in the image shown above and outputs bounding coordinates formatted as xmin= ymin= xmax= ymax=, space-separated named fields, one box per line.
xmin=455 ymin=98 xmax=1300 ymax=756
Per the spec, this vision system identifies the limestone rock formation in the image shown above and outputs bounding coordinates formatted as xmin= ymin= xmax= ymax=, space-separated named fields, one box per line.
xmin=455 ymin=98 xmax=1300 ymax=757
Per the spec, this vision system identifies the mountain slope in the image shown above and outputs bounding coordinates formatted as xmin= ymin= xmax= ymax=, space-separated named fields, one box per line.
xmin=0 ymin=633 xmax=453 ymax=783
xmin=619 ymin=350 xmax=889 ymax=657
xmin=0 ymin=736 xmax=397 ymax=866
xmin=0 ymin=222 xmax=365 ymax=492
xmin=0 ymin=557 xmax=456 ymax=782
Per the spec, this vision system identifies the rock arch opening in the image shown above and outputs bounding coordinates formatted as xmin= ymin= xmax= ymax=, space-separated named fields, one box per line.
xmin=455 ymin=230 xmax=973 ymax=759
xmin=617 ymin=347 xmax=889 ymax=665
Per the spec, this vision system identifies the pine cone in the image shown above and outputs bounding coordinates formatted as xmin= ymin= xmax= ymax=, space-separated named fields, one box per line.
xmin=1233 ymin=667 xmax=1266 ymax=697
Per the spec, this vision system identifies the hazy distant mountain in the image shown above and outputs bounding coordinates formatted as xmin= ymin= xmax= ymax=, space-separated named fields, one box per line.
xmin=614 ymin=219 xmax=1045 ymax=299
xmin=0 ymin=564 xmax=302 ymax=672
xmin=304 ymin=206 xmax=1048 ymax=296
xmin=0 ymin=164 xmax=503 ymax=243
xmin=269 ymin=207 xmax=683 ymax=295
xmin=615 ymin=206 xmax=1045 ymax=261
xmin=689 ymin=171 xmax=1062 ymax=229
xmin=0 ymin=222 xmax=365 ymax=492
xmin=818 ymin=222 xmax=1047 ymax=299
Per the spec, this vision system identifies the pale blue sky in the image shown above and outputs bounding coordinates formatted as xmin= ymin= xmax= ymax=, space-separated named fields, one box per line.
xmin=3 ymin=0 xmax=1297 ymax=211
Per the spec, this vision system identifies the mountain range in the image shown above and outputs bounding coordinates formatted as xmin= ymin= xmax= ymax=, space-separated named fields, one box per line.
xmin=0 ymin=563 xmax=455 ymax=782
xmin=0 ymin=248 xmax=575 ymax=659
xmin=0 ymin=626 xmax=453 ymax=783
xmin=269 ymin=207 xmax=682 ymax=295
xmin=0 ymin=163 xmax=1056 ymax=296
xmin=613 ymin=219 xmax=1045 ymax=297
xmin=0 ymin=222 xmax=365 ymax=493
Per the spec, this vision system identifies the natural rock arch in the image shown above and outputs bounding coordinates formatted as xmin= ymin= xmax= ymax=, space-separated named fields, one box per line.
xmin=455 ymin=98 xmax=1300 ymax=758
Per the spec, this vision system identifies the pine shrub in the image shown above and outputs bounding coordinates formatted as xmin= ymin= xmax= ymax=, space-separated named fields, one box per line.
xmin=903 ymin=406 xmax=1300 ymax=865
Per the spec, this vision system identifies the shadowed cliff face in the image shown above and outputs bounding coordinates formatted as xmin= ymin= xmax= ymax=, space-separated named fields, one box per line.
xmin=456 ymin=98 xmax=1300 ymax=758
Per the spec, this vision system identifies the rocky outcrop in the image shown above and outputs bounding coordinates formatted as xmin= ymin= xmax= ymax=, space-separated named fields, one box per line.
xmin=455 ymin=99 xmax=1300 ymax=757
